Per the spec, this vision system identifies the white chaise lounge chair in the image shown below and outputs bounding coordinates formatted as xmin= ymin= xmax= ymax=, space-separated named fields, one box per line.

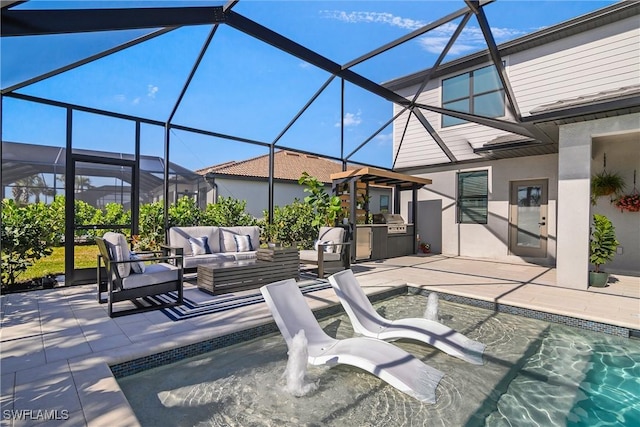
xmin=260 ymin=279 xmax=444 ymax=403
xmin=328 ymin=270 xmax=485 ymax=365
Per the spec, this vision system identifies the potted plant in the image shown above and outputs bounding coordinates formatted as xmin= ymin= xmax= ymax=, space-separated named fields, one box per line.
xmin=614 ymin=192 xmax=640 ymax=212
xmin=418 ymin=242 xmax=431 ymax=254
xmin=589 ymin=214 xmax=619 ymax=287
xmin=591 ymin=171 xmax=625 ymax=205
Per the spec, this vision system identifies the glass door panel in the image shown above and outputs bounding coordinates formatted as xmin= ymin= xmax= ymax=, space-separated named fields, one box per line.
xmin=516 ymin=185 xmax=542 ymax=248
xmin=66 ymin=157 xmax=135 ymax=285
xmin=509 ymin=180 xmax=548 ymax=258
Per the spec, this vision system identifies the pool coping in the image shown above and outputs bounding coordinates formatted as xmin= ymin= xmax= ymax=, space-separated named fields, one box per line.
xmin=62 ymin=279 xmax=640 ymax=427
xmin=110 ymin=283 xmax=636 ymax=380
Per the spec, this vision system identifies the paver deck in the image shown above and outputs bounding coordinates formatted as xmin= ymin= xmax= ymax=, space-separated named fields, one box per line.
xmin=1 ymin=255 xmax=638 ymax=426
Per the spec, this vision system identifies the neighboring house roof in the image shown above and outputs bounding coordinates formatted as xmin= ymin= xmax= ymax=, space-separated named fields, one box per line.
xmin=195 ymin=150 xmax=349 ymax=183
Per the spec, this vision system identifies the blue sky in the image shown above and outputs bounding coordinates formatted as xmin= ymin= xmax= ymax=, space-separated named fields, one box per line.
xmin=2 ymin=0 xmax=616 ymax=173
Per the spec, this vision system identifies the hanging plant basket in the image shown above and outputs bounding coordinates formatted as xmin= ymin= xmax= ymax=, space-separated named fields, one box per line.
xmin=591 ymin=170 xmax=625 ymax=205
xmin=614 ymin=191 xmax=640 ymax=212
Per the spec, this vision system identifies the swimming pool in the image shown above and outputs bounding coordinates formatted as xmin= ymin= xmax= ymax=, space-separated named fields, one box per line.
xmin=118 ymin=295 xmax=640 ymax=426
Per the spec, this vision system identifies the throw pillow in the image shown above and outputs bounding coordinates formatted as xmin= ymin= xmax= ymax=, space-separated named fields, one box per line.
xmin=234 ymin=234 xmax=254 ymax=252
xmin=314 ymin=240 xmax=334 ymax=253
xmin=189 ymin=236 xmax=211 ymax=255
xmin=103 ymin=232 xmax=131 ymax=278
xmin=129 ymin=253 xmax=146 ymax=274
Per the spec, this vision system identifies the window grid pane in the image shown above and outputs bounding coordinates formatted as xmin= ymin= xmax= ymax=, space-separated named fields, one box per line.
xmin=474 ymin=91 xmax=505 ymax=118
xmin=473 ymin=66 xmax=501 ymax=94
xmin=442 ymin=74 xmax=469 ymax=102
xmin=442 ymin=64 xmax=505 ymax=128
xmin=458 ymin=171 xmax=488 ymax=224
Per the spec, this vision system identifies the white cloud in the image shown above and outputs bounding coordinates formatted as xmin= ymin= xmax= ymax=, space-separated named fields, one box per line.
xmin=114 ymin=94 xmax=126 ymax=102
xmin=320 ymin=10 xmax=423 ymax=30
xmin=321 ymin=10 xmax=526 ymax=56
xmin=132 ymin=97 xmax=140 ymax=105
xmin=336 ymin=111 xmax=362 ymax=127
xmin=299 ymin=62 xmax=311 ymax=69
xmin=375 ymin=132 xmax=393 ymax=146
xmin=147 ymin=84 xmax=159 ymax=98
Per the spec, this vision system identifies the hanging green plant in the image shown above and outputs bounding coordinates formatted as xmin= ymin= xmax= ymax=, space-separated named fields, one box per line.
xmin=590 ymin=170 xmax=625 ymax=205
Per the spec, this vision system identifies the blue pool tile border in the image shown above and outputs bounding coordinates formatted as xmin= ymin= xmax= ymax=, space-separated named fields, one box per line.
xmin=110 ymin=284 xmax=634 ymax=378
xmin=110 ymin=286 xmax=406 ymax=379
xmin=407 ymin=286 xmax=634 ymax=338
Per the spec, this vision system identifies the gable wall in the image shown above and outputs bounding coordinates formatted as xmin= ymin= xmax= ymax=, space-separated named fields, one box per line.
xmin=393 ymin=15 xmax=640 ymax=169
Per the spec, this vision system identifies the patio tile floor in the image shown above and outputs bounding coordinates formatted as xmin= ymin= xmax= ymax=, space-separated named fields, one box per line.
xmin=0 ymin=255 xmax=638 ymax=426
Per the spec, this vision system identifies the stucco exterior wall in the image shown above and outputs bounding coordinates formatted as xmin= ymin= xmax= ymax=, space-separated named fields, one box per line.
xmin=207 ymin=178 xmax=392 ymax=219
xmin=400 ymin=154 xmax=558 ymax=264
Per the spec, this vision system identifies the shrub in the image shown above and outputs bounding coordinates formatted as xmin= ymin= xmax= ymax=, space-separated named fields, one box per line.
xmin=262 ymin=200 xmax=316 ymax=249
xmin=136 ymin=201 xmax=165 ymax=251
xmin=168 ymin=196 xmax=201 ymax=227
xmin=202 ymin=196 xmax=257 ymax=227
xmin=1 ymin=199 xmax=56 ymax=286
xmin=74 ymin=200 xmax=99 ymax=239
xmin=47 ymin=196 xmax=66 ymax=246
xmin=298 ymin=172 xmax=342 ymax=227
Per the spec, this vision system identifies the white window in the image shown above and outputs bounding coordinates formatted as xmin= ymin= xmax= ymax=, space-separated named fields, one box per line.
xmin=442 ymin=65 xmax=505 ymax=127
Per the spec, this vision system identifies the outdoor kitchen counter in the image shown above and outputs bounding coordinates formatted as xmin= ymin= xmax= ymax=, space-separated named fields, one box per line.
xmin=356 ymin=223 xmax=415 ymax=260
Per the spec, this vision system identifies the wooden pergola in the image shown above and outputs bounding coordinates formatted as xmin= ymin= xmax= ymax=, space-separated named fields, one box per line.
xmin=331 ymin=167 xmax=432 ymax=260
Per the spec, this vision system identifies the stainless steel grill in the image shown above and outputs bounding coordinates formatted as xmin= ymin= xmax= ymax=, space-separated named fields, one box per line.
xmin=373 ymin=213 xmax=407 ymax=234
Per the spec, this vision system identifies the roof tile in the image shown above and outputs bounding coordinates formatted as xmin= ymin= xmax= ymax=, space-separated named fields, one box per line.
xmin=195 ymin=150 xmax=350 ymax=183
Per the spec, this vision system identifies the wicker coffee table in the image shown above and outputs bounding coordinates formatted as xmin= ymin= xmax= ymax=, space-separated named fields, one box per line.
xmin=197 ymin=247 xmax=299 ymax=295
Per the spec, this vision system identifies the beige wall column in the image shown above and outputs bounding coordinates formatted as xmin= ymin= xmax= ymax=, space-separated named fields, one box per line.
xmin=556 ymin=113 xmax=640 ymax=289
xmin=557 ymin=124 xmax=592 ymax=289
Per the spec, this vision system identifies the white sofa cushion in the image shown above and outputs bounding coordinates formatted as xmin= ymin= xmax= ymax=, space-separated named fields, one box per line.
xmin=169 ymin=226 xmax=221 ymax=255
xmin=103 ymin=232 xmax=131 ymax=278
xmin=220 ymin=227 xmax=260 ymax=252
xmin=121 ymin=263 xmax=179 ymax=289
xmin=230 ymin=251 xmax=258 ymax=261
xmin=183 ymin=253 xmax=237 ymax=269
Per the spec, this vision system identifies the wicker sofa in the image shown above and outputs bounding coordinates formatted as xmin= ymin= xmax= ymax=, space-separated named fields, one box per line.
xmin=167 ymin=226 xmax=261 ymax=270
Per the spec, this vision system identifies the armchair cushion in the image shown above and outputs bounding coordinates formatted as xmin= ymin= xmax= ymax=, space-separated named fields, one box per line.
xmin=103 ymin=231 xmax=131 ymax=278
xmin=318 ymin=227 xmax=345 ymax=253
xmin=299 ymin=249 xmax=342 ymax=262
xmin=120 ymin=263 xmax=180 ymax=289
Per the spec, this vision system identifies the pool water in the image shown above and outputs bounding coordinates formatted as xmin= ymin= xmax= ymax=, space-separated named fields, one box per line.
xmin=118 ymin=295 xmax=640 ymax=426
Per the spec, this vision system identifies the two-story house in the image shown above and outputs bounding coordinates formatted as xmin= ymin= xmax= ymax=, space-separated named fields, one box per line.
xmin=387 ymin=2 xmax=639 ymax=289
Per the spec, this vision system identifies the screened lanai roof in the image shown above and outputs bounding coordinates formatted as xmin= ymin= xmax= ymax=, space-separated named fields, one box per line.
xmin=1 ymin=141 xmax=200 ymax=193
xmin=1 ymin=0 xmax=632 ymax=171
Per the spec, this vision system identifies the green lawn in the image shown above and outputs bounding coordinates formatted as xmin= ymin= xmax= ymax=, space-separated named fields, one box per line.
xmin=20 ymin=245 xmax=98 ymax=282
